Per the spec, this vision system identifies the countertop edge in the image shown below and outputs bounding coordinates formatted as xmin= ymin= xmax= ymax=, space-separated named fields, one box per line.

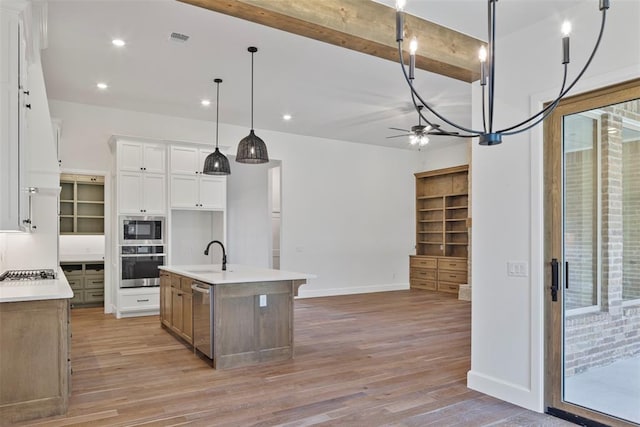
xmin=159 ymin=264 xmax=317 ymax=285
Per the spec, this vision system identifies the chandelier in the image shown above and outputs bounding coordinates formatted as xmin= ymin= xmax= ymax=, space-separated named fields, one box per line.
xmin=395 ymin=0 xmax=610 ymax=145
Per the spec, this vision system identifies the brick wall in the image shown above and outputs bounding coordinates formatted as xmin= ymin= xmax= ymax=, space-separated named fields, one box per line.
xmin=565 ymin=148 xmax=596 ymax=309
xmin=623 ymin=140 xmax=640 ymax=300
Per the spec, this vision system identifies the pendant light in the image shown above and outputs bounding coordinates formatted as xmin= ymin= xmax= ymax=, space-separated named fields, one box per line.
xmin=236 ymin=46 xmax=269 ymax=164
xmin=203 ymin=78 xmax=231 ymax=175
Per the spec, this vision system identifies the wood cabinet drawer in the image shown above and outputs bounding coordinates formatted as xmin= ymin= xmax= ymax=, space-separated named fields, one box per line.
xmin=410 ymin=257 xmax=437 ymax=269
xmin=67 ymin=278 xmax=84 ymax=290
xmin=180 ymin=277 xmax=193 ymax=293
xmin=410 ymin=268 xmax=437 ymax=281
xmin=85 ymin=264 xmax=104 ymax=275
xmin=410 ymin=280 xmax=437 ymax=291
xmin=438 ymin=282 xmax=460 ymax=294
xmin=170 ymin=275 xmax=181 ymax=289
xmin=83 ymin=290 xmax=104 ymax=303
xmin=437 ymin=270 xmax=467 ymax=283
xmin=61 ymin=265 xmax=83 ymax=277
xmin=120 ymin=293 xmax=160 ymax=309
xmin=84 ymin=276 xmax=104 ymax=289
xmin=438 ymin=259 xmax=466 ymax=271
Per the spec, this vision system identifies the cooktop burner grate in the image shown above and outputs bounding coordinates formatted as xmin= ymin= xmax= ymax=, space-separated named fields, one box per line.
xmin=0 ymin=269 xmax=57 ymax=281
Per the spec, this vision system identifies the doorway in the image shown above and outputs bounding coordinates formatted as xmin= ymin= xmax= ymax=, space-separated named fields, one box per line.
xmin=545 ymin=79 xmax=640 ymax=426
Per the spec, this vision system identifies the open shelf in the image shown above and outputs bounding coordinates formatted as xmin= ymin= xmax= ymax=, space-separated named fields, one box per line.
xmin=60 ymin=173 xmax=105 ymax=235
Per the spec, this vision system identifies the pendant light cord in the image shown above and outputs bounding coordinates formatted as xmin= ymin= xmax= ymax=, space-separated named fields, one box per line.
xmin=215 ymin=79 xmax=221 ymax=149
xmin=250 ymin=50 xmax=254 ymax=130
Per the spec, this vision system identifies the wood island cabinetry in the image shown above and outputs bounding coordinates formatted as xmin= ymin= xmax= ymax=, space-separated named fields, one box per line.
xmin=411 ymin=165 xmax=469 ymax=293
xmin=160 ymin=271 xmax=193 ymax=344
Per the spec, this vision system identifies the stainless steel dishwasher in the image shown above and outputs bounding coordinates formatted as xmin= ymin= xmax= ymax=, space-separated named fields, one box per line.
xmin=191 ymin=282 xmax=214 ymax=359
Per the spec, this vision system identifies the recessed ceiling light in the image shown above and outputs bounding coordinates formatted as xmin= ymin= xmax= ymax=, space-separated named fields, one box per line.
xmin=201 ymin=99 xmax=211 ymax=107
xmin=96 ymin=82 xmax=108 ymax=90
xmin=112 ymin=39 xmax=125 ymax=47
xmin=283 ymin=114 xmax=292 ymax=121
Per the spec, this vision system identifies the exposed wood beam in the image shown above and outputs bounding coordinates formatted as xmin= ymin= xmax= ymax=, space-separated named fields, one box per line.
xmin=179 ymin=0 xmax=484 ymax=83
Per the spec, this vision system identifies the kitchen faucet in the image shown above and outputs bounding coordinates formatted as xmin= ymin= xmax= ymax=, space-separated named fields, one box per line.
xmin=204 ymin=240 xmax=227 ymax=271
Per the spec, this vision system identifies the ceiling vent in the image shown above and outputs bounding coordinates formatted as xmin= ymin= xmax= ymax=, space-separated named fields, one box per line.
xmin=169 ymin=32 xmax=190 ymax=43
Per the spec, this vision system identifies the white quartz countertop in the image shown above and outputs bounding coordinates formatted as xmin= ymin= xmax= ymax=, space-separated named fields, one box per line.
xmin=159 ymin=264 xmax=316 ymax=285
xmin=0 ymin=267 xmax=74 ymax=303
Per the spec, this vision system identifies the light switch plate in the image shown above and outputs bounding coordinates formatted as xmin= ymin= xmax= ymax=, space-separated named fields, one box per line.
xmin=259 ymin=294 xmax=267 ymax=307
xmin=507 ymin=261 xmax=529 ymax=277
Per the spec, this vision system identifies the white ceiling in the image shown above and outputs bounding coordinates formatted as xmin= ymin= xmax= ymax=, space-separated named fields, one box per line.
xmin=41 ymin=0 xmax=584 ymax=151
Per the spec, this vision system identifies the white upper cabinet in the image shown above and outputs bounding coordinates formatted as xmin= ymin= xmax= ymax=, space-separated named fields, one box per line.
xmin=170 ymin=175 xmax=225 ymax=210
xmin=169 ymin=144 xmax=225 ymax=210
xmin=169 ymin=145 xmax=212 ymax=175
xmin=0 ymin=3 xmax=29 ymax=231
xmin=118 ymin=172 xmax=166 ymax=215
xmin=118 ymin=141 xmax=166 ymax=173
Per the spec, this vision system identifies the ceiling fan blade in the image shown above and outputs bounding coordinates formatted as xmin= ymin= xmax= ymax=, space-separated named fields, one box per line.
xmin=388 ymin=127 xmax=410 ymax=132
xmin=386 ymin=134 xmax=411 ymax=139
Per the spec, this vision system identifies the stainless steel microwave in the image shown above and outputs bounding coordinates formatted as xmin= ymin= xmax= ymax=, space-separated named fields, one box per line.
xmin=120 ymin=216 xmax=165 ymax=244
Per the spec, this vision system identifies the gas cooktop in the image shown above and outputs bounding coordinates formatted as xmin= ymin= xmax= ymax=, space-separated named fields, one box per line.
xmin=0 ymin=269 xmax=57 ymax=281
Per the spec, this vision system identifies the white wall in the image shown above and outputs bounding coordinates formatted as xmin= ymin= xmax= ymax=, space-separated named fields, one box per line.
xmin=227 ymin=159 xmax=279 ymax=268
xmin=49 ymin=100 xmax=452 ymax=297
xmin=468 ymin=1 xmax=640 ymax=412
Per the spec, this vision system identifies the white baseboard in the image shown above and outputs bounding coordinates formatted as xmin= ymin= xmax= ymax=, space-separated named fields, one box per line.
xmin=297 ymin=282 xmax=409 ymax=298
xmin=467 ymin=370 xmax=543 ymax=413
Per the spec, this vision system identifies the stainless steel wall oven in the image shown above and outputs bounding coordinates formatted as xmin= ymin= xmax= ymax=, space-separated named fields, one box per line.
xmin=120 ymin=245 xmax=165 ymax=288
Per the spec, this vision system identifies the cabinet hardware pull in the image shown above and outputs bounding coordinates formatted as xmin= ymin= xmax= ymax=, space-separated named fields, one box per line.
xmin=137 ymin=299 xmax=150 ymax=302
xmin=25 ymin=103 xmax=31 ymax=109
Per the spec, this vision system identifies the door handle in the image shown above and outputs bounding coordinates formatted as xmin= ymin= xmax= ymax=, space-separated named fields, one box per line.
xmin=565 ymin=261 xmax=569 ymax=289
xmin=551 ymin=258 xmax=559 ymax=302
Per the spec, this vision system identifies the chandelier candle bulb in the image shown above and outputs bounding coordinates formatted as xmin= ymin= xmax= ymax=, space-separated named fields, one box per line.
xmin=479 ymin=46 xmax=488 ymax=86
xmin=561 ymin=21 xmax=571 ymax=64
xmin=396 ymin=0 xmax=406 ymax=42
xmin=409 ymin=38 xmax=417 ymax=79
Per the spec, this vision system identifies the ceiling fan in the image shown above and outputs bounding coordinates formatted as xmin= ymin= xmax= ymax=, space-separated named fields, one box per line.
xmin=387 ymin=105 xmax=457 ymax=146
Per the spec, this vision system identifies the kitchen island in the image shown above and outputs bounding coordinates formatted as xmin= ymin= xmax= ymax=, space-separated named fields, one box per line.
xmin=0 ymin=268 xmax=73 ymax=425
xmin=158 ymin=264 xmax=315 ymax=369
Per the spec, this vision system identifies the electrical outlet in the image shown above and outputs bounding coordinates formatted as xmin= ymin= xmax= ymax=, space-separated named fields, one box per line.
xmin=259 ymin=294 xmax=267 ymax=307
xmin=507 ymin=261 xmax=528 ymax=277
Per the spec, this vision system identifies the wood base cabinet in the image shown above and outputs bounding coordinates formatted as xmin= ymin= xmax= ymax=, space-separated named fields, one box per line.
xmin=410 ymin=255 xmax=467 ymax=294
xmin=160 ymin=271 xmax=193 ymax=344
xmin=0 ymin=299 xmax=70 ymax=425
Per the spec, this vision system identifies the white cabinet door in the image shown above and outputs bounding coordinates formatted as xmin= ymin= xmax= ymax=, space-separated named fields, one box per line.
xmin=118 ymin=172 xmax=143 ymax=214
xmin=170 ymin=146 xmax=198 ymax=175
xmin=199 ymin=176 xmax=226 ymax=210
xmin=143 ymin=144 xmax=166 ymax=174
xmin=198 ymin=149 xmax=213 ymax=172
xmin=117 ymin=141 xmax=144 ymax=172
xmin=170 ymin=175 xmax=198 ymax=209
xmin=118 ymin=141 xmax=165 ymax=173
xmin=142 ymin=174 xmax=166 ymax=214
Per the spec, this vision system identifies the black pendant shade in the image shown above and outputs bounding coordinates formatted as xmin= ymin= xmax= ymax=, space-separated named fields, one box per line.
xmin=203 ymin=78 xmax=231 ymax=175
xmin=203 ymin=147 xmax=231 ymax=175
xmin=236 ymin=46 xmax=269 ymax=164
xmin=236 ymin=129 xmax=268 ymax=164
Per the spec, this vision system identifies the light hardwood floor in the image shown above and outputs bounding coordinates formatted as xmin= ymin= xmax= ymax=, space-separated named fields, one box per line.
xmin=15 ymin=290 xmax=570 ymax=426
